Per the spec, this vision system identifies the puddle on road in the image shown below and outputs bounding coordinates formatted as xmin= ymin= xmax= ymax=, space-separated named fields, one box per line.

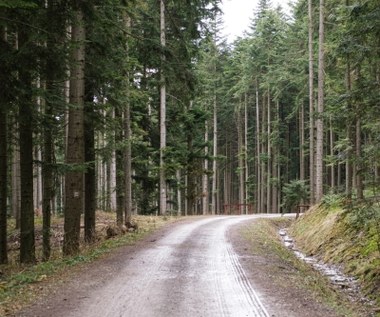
xmin=278 ymin=228 xmax=374 ymax=309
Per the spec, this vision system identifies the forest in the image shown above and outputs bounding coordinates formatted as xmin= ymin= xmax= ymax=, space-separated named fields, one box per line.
xmin=0 ymin=0 xmax=379 ymax=265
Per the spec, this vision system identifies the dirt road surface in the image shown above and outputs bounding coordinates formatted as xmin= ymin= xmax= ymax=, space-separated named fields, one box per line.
xmin=16 ymin=215 xmax=351 ymax=317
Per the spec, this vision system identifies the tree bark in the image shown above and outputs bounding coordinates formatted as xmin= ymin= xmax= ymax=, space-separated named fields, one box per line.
xmin=308 ymin=0 xmax=315 ymax=204
xmin=63 ymin=6 xmax=85 ymax=256
xmin=202 ymin=119 xmax=209 ymax=215
xmin=84 ymin=93 xmax=96 ymax=243
xmin=124 ymin=104 xmax=133 ymax=221
xmin=0 ymin=25 xmax=8 ymax=264
xmin=345 ymin=33 xmax=353 ymax=198
xmin=237 ymin=104 xmax=244 ymax=214
xmin=315 ymin=0 xmax=325 ymax=202
xmin=159 ymin=0 xmax=167 ymax=216
xmin=211 ymin=94 xmax=217 ymax=215
xmin=255 ymin=82 xmax=261 ymax=213
xmin=244 ymin=93 xmax=249 ymax=214
xmin=18 ymin=28 xmax=36 ymax=264
xmin=115 ymin=106 xmax=125 ymax=225
xmin=355 ymin=119 xmax=363 ymax=199
xmin=0 ymin=28 xmax=7 ymax=262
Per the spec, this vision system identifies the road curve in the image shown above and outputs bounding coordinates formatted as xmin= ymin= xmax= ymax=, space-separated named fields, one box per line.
xmin=39 ymin=216 xmax=274 ymax=317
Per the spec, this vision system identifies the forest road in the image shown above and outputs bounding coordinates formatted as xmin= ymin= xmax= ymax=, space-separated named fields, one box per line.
xmin=19 ymin=215 xmax=278 ymax=317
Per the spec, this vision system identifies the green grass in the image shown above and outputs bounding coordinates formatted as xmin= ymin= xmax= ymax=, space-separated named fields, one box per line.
xmin=290 ymin=204 xmax=380 ymax=309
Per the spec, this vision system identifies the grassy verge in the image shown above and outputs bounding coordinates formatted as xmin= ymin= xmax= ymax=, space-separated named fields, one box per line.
xmin=290 ymin=203 xmax=380 ymax=309
xmin=242 ymin=217 xmax=367 ymax=317
xmin=0 ymin=214 xmax=176 ymax=315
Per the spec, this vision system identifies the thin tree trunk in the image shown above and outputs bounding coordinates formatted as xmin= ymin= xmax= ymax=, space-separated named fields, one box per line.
xmin=124 ymin=103 xmax=133 ymax=222
xmin=12 ymin=34 xmax=21 ymax=229
xmin=308 ymin=0 xmax=315 ymax=204
xmin=18 ymin=28 xmax=36 ymax=264
xmin=356 ymin=119 xmax=363 ymax=199
xmin=202 ymin=120 xmax=209 ymax=215
xmin=300 ymin=102 xmax=305 ymax=183
xmin=267 ymin=90 xmax=271 ymax=213
xmin=261 ymin=94 xmax=266 ymax=212
xmin=211 ymin=94 xmax=217 ymax=215
xmin=300 ymin=102 xmax=305 ymax=212
xmin=63 ymin=7 xmax=85 ymax=256
xmin=272 ymin=100 xmax=280 ymax=213
xmin=115 ymin=107 xmax=125 ymax=225
xmin=42 ymin=3 xmax=59 ymax=257
xmin=159 ymin=0 xmax=167 ymax=216
xmin=237 ymin=104 xmax=244 ymax=214
xmin=345 ymin=37 xmax=353 ymax=197
xmin=329 ymin=116 xmax=335 ymax=190
xmin=315 ymin=0 xmax=325 ymax=202
xmin=176 ymin=170 xmax=182 ymax=215
xmin=84 ymin=92 xmax=96 ymax=243
xmin=244 ymin=93 xmax=249 ymax=214
xmin=110 ymin=149 xmax=116 ymax=211
xmin=255 ymin=82 xmax=261 ymax=213
xmin=123 ymin=13 xmax=133 ymax=223
xmin=0 ymin=27 xmax=7 ymax=263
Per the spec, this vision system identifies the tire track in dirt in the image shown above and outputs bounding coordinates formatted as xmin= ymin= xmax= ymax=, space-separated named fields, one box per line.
xmin=17 ymin=215 xmax=273 ymax=317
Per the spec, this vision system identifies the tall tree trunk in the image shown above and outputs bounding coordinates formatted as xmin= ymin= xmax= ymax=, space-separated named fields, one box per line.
xmin=345 ymin=40 xmax=353 ymax=197
xmin=12 ymin=33 xmax=21 ymax=229
xmin=329 ymin=116 xmax=335 ymax=190
xmin=42 ymin=1 xmax=59 ymax=257
xmin=110 ymin=151 xmax=117 ymax=211
xmin=42 ymin=100 xmax=53 ymax=260
xmin=115 ymin=106 xmax=124 ymax=225
xmin=0 ymin=105 xmax=7 ymax=264
xmin=176 ymin=170 xmax=182 ymax=215
xmin=63 ymin=7 xmax=85 ymax=256
xmin=260 ymin=94 xmax=266 ymax=212
xmin=84 ymin=92 xmax=96 ymax=243
xmin=18 ymin=28 xmax=36 ymax=264
xmin=211 ymin=94 xmax=217 ymax=215
xmin=315 ymin=0 xmax=325 ymax=202
xmin=124 ymin=103 xmax=133 ymax=221
xmin=237 ymin=104 xmax=244 ymax=214
xmin=308 ymin=0 xmax=315 ymax=204
xmin=266 ymin=90 xmax=271 ymax=213
xmin=255 ymin=82 xmax=261 ymax=212
xmin=123 ymin=97 xmax=133 ymax=221
xmin=12 ymin=132 xmax=21 ymax=228
xmin=300 ymin=102 xmax=305 ymax=212
xmin=272 ymin=100 xmax=280 ymax=213
xmin=244 ymin=93 xmax=249 ymax=214
xmin=202 ymin=120 xmax=209 ymax=215
xmin=159 ymin=0 xmax=167 ymax=216
xmin=0 ymin=26 xmax=7 ymax=263
xmin=355 ymin=119 xmax=363 ymax=199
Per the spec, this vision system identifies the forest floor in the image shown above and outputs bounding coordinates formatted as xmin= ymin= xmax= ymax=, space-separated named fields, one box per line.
xmin=1 ymin=214 xmax=377 ymax=316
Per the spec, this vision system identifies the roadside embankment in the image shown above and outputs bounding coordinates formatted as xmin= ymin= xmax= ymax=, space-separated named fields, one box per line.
xmin=289 ymin=198 xmax=380 ymax=312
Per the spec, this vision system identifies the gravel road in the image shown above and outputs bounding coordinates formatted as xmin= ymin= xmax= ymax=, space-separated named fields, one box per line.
xmin=19 ymin=215 xmax=274 ymax=317
xmin=69 ymin=216 xmax=269 ymax=317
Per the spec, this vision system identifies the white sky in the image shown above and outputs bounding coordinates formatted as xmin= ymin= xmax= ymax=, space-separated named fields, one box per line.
xmin=221 ymin=0 xmax=293 ymax=42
